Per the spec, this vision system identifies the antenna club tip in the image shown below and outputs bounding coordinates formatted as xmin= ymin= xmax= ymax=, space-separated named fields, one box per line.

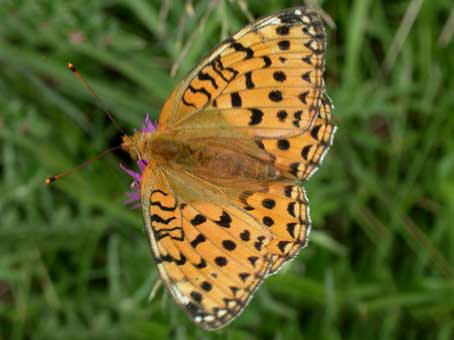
xmin=67 ymin=63 xmax=76 ymax=71
xmin=45 ymin=177 xmax=56 ymax=184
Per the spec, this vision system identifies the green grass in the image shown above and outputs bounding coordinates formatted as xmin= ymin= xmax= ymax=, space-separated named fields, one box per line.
xmin=1 ymin=0 xmax=453 ymax=339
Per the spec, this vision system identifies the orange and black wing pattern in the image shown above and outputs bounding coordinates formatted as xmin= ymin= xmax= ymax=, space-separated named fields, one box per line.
xmin=140 ymin=164 xmax=274 ymax=330
xmin=159 ymin=6 xmax=327 ymax=141
xmin=134 ymin=7 xmax=335 ymax=330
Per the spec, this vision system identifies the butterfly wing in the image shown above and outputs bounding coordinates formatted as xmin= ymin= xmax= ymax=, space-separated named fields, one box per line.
xmin=231 ymin=180 xmax=311 ymax=274
xmin=258 ymin=92 xmax=336 ymax=181
xmin=244 ymin=93 xmax=335 ymax=272
xmin=158 ymin=7 xmax=327 ymax=140
xmin=140 ymin=163 xmax=275 ymax=330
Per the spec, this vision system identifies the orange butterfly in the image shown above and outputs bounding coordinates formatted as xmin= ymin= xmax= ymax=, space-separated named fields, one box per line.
xmin=120 ymin=7 xmax=335 ymax=330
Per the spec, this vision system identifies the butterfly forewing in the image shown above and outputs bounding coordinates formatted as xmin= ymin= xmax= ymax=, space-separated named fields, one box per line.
xmin=158 ymin=7 xmax=326 ymax=139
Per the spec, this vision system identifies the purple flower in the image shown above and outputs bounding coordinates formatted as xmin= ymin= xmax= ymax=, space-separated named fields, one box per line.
xmin=120 ymin=114 xmax=157 ymax=208
xmin=142 ymin=113 xmax=158 ymax=133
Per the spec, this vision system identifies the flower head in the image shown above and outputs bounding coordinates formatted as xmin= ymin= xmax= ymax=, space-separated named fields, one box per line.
xmin=120 ymin=114 xmax=157 ymax=208
xmin=141 ymin=113 xmax=158 ymax=133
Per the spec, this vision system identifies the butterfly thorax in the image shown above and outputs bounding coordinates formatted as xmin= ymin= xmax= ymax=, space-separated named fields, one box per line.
xmin=122 ymin=130 xmax=280 ymax=183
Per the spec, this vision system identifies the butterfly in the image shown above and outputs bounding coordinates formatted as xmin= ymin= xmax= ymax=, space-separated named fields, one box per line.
xmin=120 ymin=6 xmax=335 ymax=330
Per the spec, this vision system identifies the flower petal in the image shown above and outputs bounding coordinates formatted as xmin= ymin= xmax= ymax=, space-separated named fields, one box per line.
xmin=120 ymin=115 xmax=157 ymax=208
xmin=142 ymin=113 xmax=158 ymax=133
xmin=120 ymin=163 xmax=141 ymax=182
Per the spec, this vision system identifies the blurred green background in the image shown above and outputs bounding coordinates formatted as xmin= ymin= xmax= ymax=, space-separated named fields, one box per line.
xmin=1 ymin=0 xmax=453 ymax=339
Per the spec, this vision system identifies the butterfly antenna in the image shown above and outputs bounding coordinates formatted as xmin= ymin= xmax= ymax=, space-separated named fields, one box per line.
xmin=67 ymin=63 xmax=126 ymax=135
xmin=45 ymin=146 xmax=121 ymax=184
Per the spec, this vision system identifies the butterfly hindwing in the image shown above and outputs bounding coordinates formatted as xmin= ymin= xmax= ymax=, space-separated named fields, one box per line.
xmin=234 ymin=181 xmax=311 ymax=274
xmin=140 ymin=164 xmax=273 ymax=330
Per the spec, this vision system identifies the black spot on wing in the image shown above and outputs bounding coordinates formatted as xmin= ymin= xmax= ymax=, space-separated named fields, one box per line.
xmin=191 ymin=214 xmax=207 ymax=226
xmin=277 ymin=110 xmax=287 ymax=122
xmin=311 ymin=125 xmax=322 ymax=139
xmin=230 ymin=42 xmax=254 ymax=59
xmin=302 ymin=55 xmax=312 ymax=65
xmin=248 ymin=108 xmax=263 ymax=126
xmin=269 ymin=90 xmax=283 ymax=102
xmin=190 ymin=233 xmax=206 ymax=248
xmin=215 ymin=256 xmax=227 ymax=267
xmin=245 ymin=71 xmax=255 ymax=89
xmin=191 ymin=291 xmax=203 ymax=303
xmin=201 ymin=281 xmax=212 ymax=292
xmin=248 ymin=256 xmax=258 ymax=267
xmin=254 ymin=236 xmax=266 ymax=251
xmin=278 ymin=40 xmax=290 ymax=51
xmin=194 ymin=258 xmax=207 ymax=269
xmin=263 ymin=216 xmax=274 ymax=227
xmin=293 ymin=110 xmax=303 ymax=128
xmin=277 ymin=241 xmax=290 ymax=253
xmin=230 ymin=287 xmax=240 ymax=296
xmin=222 ymin=240 xmax=236 ymax=251
xmin=287 ymin=223 xmax=296 ymax=238
xmin=231 ymin=92 xmax=242 ymax=107
xmin=240 ymin=230 xmax=250 ymax=241
xmin=273 ymin=71 xmax=286 ymax=82
xmin=175 ymin=253 xmax=186 ymax=265
xmin=239 ymin=273 xmax=250 ymax=282
xmin=276 ymin=25 xmax=290 ymax=35
xmin=301 ymin=71 xmax=311 ymax=83
xmin=277 ymin=139 xmax=290 ymax=150
xmin=262 ymin=56 xmax=272 ymax=68
xmin=301 ymin=145 xmax=312 ymax=160
xmin=287 ymin=202 xmax=296 ymax=217
xmin=298 ymin=91 xmax=309 ymax=104
xmin=289 ymin=162 xmax=300 ymax=177
xmin=215 ymin=211 xmax=232 ymax=228
xmin=262 ymin=199 xmax=276 ymax=209
xmin=284 ymin=185 xmax=293 ymax=198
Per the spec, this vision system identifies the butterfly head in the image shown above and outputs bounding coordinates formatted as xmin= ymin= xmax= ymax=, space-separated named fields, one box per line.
xmin=121 ymin=113 xmax=158 ymax=160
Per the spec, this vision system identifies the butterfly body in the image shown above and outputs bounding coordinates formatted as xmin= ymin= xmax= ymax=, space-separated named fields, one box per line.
xmin=123 ymin=131 xmax=279 ymax=185
xmin=121 ymin=7 xmax=335 ymax=330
